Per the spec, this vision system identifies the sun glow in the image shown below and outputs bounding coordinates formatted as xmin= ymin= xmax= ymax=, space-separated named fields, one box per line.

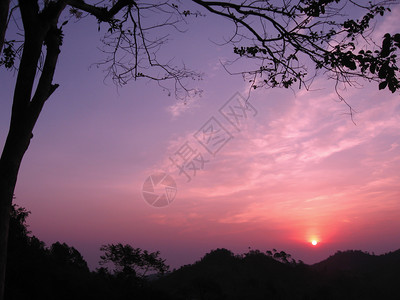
xmin=311 ymin=240 xmax=318 ymax=246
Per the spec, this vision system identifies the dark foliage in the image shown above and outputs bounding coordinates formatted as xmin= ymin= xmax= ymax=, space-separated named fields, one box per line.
xmin=100 ymin=243 xmax=169 ymax=279
xmin=6 ymin=206 xmax=400 ymax=300
xmin=155 ymin=248 xmax=400 ymax=300
xmin=5 ymin=205 xmax=170 ymax=300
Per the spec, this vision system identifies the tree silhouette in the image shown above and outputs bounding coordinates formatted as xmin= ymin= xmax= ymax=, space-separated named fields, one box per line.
xmin=6 ymin=204 xmax=173 ymax=299
xmin=193 ymin=0 xmax=400 ymax=92
xmin=100 ymin=243 xmax=169 ymax=280
xmin=5 ymin=207 xmax=400 ymax=300
xmin=50 ymin=242 xmax=89 ymax=271
xmin=1 ymin=1 xmax=399 ymax=298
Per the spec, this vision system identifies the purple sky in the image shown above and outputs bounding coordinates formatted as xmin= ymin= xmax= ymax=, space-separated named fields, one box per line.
xmin=1 ymin=2 xmax=400 ymax=270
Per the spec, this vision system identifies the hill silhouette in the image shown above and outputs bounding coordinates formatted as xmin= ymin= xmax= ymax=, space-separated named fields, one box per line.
xmin=154 ymin=248 xmax=310 ymax=299
xmin=6 ymin=205 xmax=400 ymax=300
xmin=154 ymin=248 xmax=400 ymax=300
xmin=155 ymin=249 xmax=400 ymax=299
xmin=312 ymin=249 xmax=400 ymax=272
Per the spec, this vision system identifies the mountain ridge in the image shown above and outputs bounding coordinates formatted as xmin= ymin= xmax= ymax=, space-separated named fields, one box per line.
xmin=154 ymin=248 xmax=400 ymax=300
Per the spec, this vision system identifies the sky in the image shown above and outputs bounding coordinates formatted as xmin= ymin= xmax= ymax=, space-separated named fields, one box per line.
xmin=1 ymin=1 xmax=400 ymax=270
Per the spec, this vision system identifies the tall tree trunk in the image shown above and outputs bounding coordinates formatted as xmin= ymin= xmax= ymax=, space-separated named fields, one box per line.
xmin=0 ymin=122 xmax=32 ymax=300
xmin=0 ymin=2 xmax=65 ymax=298
xmin=0 ymin=0 xmax=10 ymax=54
xmin=0 ymin=29 xmax=42 ymax=298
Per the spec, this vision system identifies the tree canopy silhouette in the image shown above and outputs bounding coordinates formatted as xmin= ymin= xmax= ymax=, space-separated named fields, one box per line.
xmin=6 ymin=204 xmax=172 ymax=299
xmin=100 ymin=243 xmax=169 ymax=279
xmin=1 ymin=1 xmax=399 ymax=298
xmin=5 ymin=204 xmax=400 ymax=300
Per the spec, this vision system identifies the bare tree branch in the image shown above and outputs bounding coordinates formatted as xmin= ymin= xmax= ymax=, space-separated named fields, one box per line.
xmin=0 ymin=0 xmax=10 ymax=54
xmin=191 ymin=0 xmax=400 ymax=94
xmin=93 ymin=0 xmax=203 ymax=100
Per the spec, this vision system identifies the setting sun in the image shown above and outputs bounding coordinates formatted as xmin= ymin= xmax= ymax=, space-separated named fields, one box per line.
xmin=311 ymin=240 xmax=318 ymax=246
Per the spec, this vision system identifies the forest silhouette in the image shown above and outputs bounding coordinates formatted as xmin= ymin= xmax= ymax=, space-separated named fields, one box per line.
xmin=6 ymin=205 xmax=400 ymax=300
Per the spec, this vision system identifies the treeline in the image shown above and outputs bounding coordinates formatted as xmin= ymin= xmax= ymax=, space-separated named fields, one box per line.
xmin=6 ymin=205 xmax=169 ymax=300
xmin=154 ymin=247 xmax=400 ymax=299
xmin=6 ymin=205 xmax=400 ymax=300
